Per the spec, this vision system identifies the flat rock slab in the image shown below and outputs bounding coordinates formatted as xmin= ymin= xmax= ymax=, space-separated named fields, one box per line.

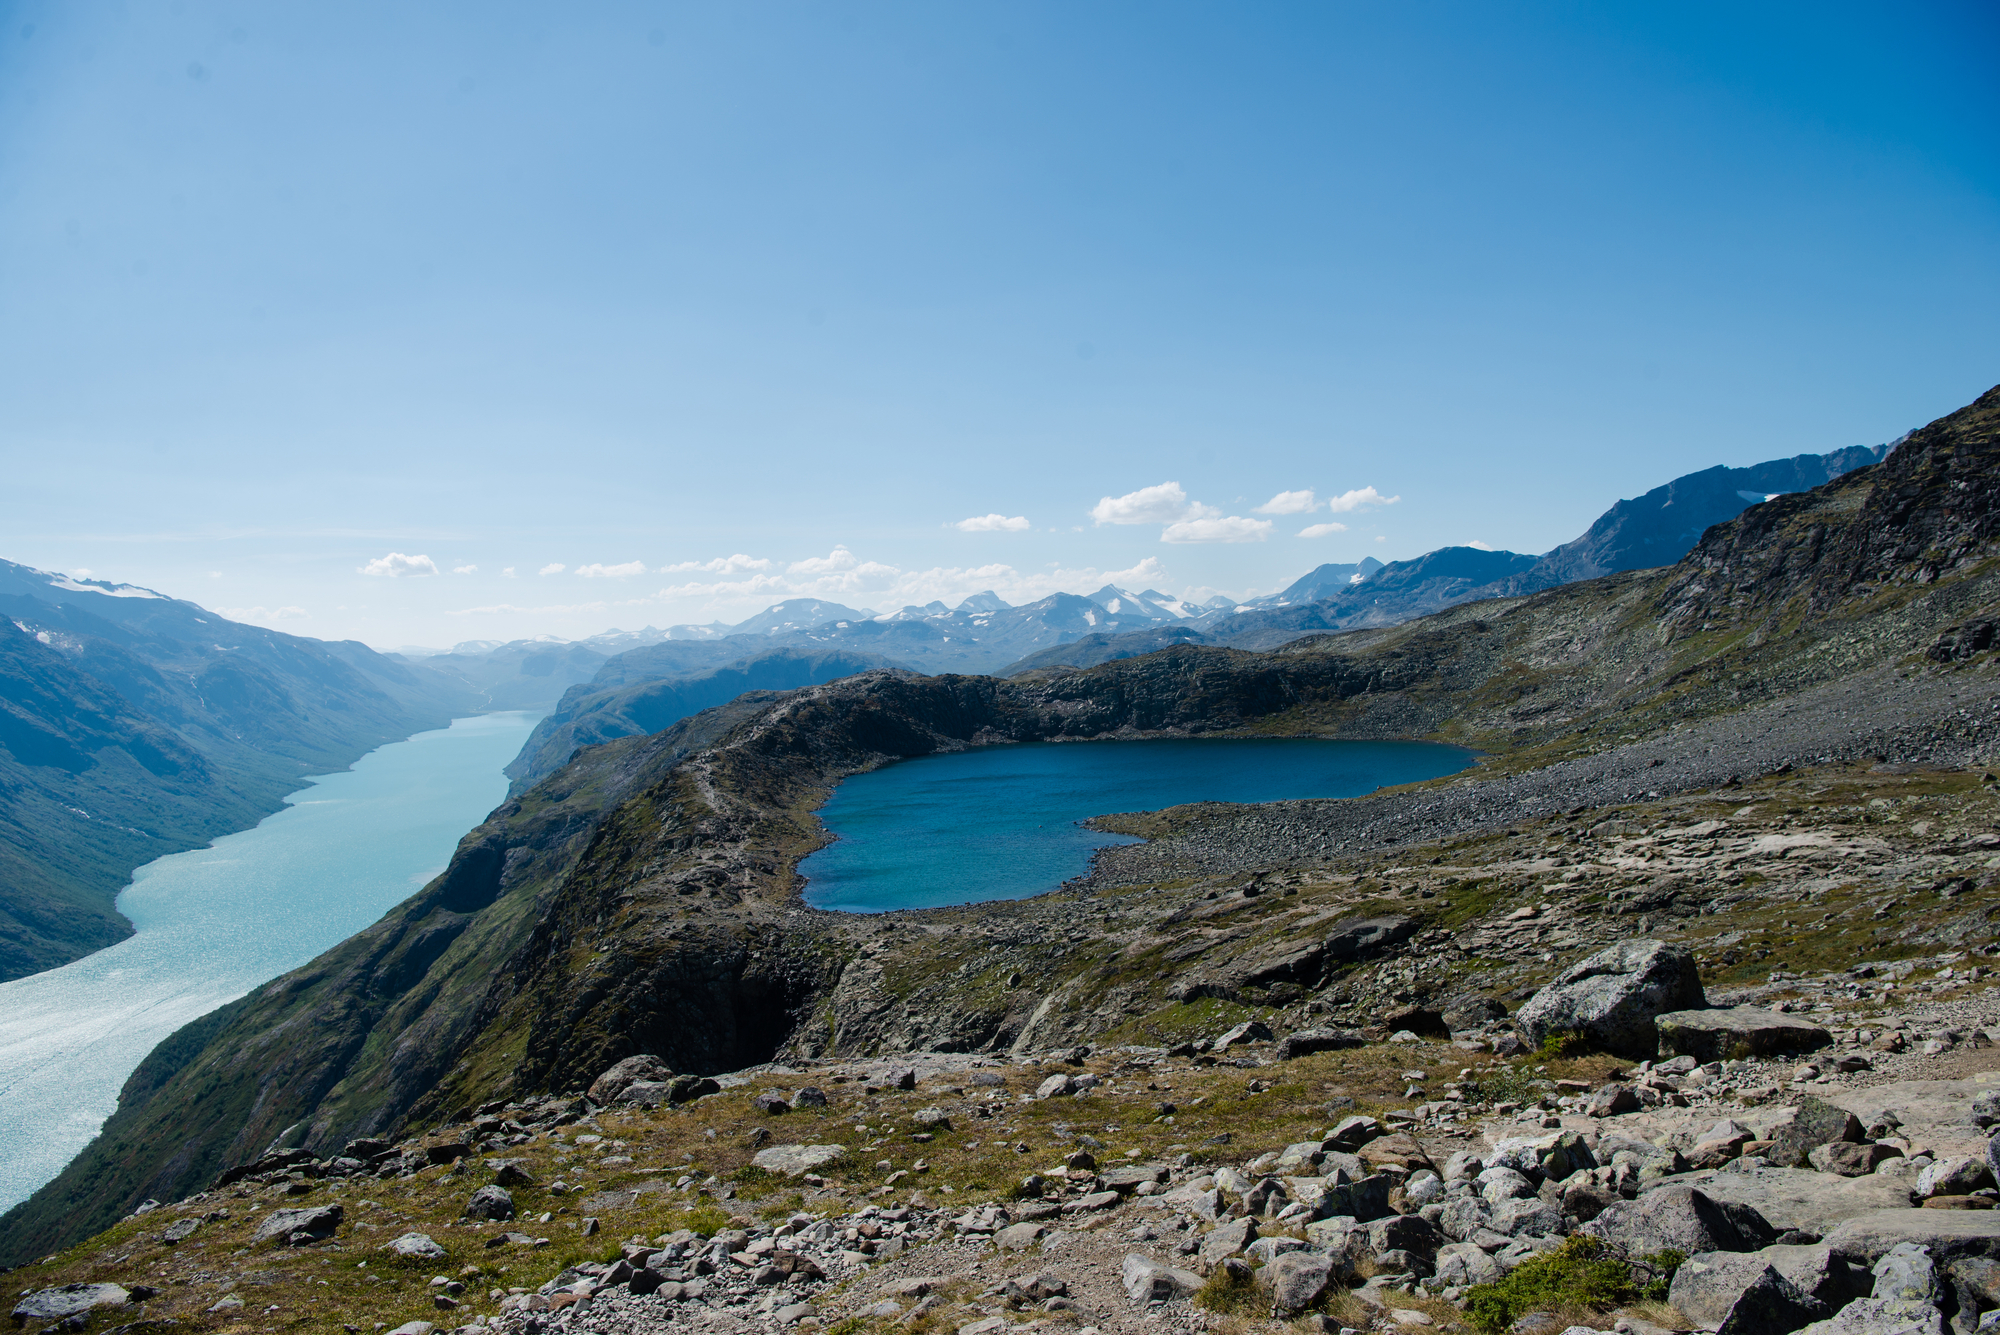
xmin=1656 ymin=1007 xmax=1832 ymax=1062
xmin=751 ymin=1144 xmax=848 ymax=1176
xmin=1678 ymin=1166 xmax=1915 ymax=1235
xmin=12 ymin=1285 xmax=131 ymax=1322
xmin=1821 ymin=1208 xmax=2000 ymax=1266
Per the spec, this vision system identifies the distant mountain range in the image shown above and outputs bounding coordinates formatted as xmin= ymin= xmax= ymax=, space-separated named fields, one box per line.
xmin=0 ymin=436 xmax=1903 ymax=981
xmin=0 ymin=563 xmax=477 ymax=981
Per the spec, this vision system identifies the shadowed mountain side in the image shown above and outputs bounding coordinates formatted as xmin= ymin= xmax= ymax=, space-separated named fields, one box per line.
xmin=0 ymin=570 xmax=479 ymax=980
xmin=504 ymin=646 xmax=905 ymax=794
xmin=5 ymin=385 xmax=1994 ymax=1265
xmin=999 ymin=624 xmax=1212 ymax=675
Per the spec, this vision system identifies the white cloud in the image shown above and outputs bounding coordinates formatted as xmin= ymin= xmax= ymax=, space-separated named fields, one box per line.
xmin=1255 ymin=489 xmax=1319 ymax=515
xmin=1326 ymin=486 xmax=1401 ymax=513
xmin=1374 ymin=535 xmax=1388 ymax=543
xmin=453 ymin=564 xmax=478 ymax=575
xmin=72 ymin=567 xmax=93 ymax=579
xmin=539 ymin=563 xmax=566 ymax=576
xmin=1298 ymin=522 xmax=1348 ymax=538
xmin=218 ymin=605 xmax=307 ymax=621
xmin=576 ymin=561 xmax=647 ymax=578
xmin=1091 ymin=481 xmax=1195 ymax=526
xmin=359 ymin=552 xmax=440 ymax=578
xmin=1465 ymin=540 xmax=1495 ymax=551
xmin=1161 ymin=515 xmax=1274 ymax=544
xmin=660 ymin=554 xmax=774 ymax=574
xmin=449 ymin=547 xmax=1188 ymax=627
xmin=955 ymin=513 xmax=1032 ymax=532
xmin=501 ymin=567 xmax=516 ymax=578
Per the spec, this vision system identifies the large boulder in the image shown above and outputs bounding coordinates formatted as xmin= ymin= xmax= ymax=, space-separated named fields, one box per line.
xmin=1657 ymin=1007 xmax=1834 ymax=1062
xmin=11 ymin=1285 xmax=132 ymax=1323
xmin=1688 ymin=1167 xmax=1920 ymax=1238
xmin=1120 ymin=1254 xmax=1201 ymax=1305
xmin=1275 ymin=1029 xmax=1368 ymax=1061
xmin=1767 ymin=1097 xmax=1868 ymax=1170
xmin=1514 ymin=940 xmax=1705 ymax=1057
xmin=1670 ymin=1246 xmax=1864 ymax=1331
xmin=587 ymin=1053 xmax=672 ymax=1104
xmin=388 ymin=1233 xmax=447 ymax=1260
xmin=1582 ymin=1185 xmax=1775 ymax=1256
xmin=1667 ymin=1257 xmax=1829 ymax=1335
xmin=463 ymin=1186 xmax=514 ymax=1221
xmin=1264 ymin=1250 xmax=1339 ymax=1315
xmin=751 ymin=1144 xmax=849 ymax=1177
xmin=1822 ymin=1210 xmax=2000 ymax=1268
xmin=1322 ymin=916 xmax=1420 ymax=964
xmin=1795 ymin=1298 xmax=1948 ymax=1334
xmin=251 ymin=1204 xmax=344 ymax=1245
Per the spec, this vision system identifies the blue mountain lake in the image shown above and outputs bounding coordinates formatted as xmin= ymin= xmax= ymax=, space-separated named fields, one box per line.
xmin=800 ymin=737 xmax=1477 ymax=913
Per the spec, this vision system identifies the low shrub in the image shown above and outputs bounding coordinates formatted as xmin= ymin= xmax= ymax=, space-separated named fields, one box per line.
xmin=1461 ymin=1235 xmax=1634 ymax=1333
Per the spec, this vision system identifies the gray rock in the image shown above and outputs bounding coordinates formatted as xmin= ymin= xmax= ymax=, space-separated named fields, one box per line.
xmin=994 ymin=1222 xmax=1047 ymax=1252
xmin=1583 ymin=1185 xmax=1775 ymax=1255
xmin=1439 ymin=1195 xmax=1493 ymax=1241
xmin=1656 ymin=1007 xmax=1834 ymax=1063
xmin=1433 ymin=1241 xmax=1503 ymax=1287
xmin=1321 ymin=1173 xmax=1394 ymax=1223
xmin=489 ymin=1159 xmax=538 ymax=1187
xmin=1768 ymin=1097 xmax=1868 ymax=1169
xmin=1366 ymin=1214 xmax=1440 ymax=1262
xmin=1822 ymin=1210 xmax=2000 ymax=1267
xmin=1323 ymin=915 xmax=1420 ymax=963
xmin=1487 ymin=1131 xmax=1597 ymax=1183
xmin=1120 ymin=1253 xmax=1201 ymax=1305
xmin=1491 ymin=1197 xmax=1565 ymax=1238
xmin=1920 ymin=1157 xmax=1996 ymax=1199
xmin=1327 ymin=1114 xmax=1386 ymax=1152
xmin=161 ymin=1217 xmax=200 ymax=1243
xmin=1265 ymin=1250 xmax=1339 ymax=1315
xmin=1590 ymin=1084 xmax=1641 ymax=1117
xmin=11 ymin=1285 xmax=131 ymax=1323
xmin=463 ymin=1186 xmax=514 ymax=1221
xmin=1796 ymin=1298 xmax=1948 ymax=1334
xmin=1214 ymin=1020 xmax=1273 ymax=1048
xmin=791 ymin=1087 xmax=828 ymax=1109
xmin=389 ymin=1232 xmax=448 ymax=1259
xmin=1036 ymin=1074 xmax=1077 ymax=1099
xmin=1875 ymin=1242 xmax=1943 ymax=1304
xmin=1479 ymin=1166 xmax=1537 ymax=1203
xmin=1670 ymin=1253 xmax=1835 ymax=1333
xmin=587 ymin=1054 xmax=672 ymax=1104
xmin=618 ymin=1080 xmax=674 ymax=1107
xmin=877 ymin=1067 xmax=917 ymax=1091
xmin=1244 ymin=1236 xmax=1307 ymax=1264
xmin=1513 ymin=939 xmax=1705 ymax=1058
xmin=252 ymin=1203 xmax=344 ymax=1245
xmin=1200 ymin=1217 xmax=1259 ymax=1267
xmin=666 ymin=1074 xmax=721 ymax=1103
xmin=751 ymin=1143 xmax=848 ymax=1176
xmin=1275 ymin=1029 xmax=1368 ymax=1061
xmin=1688 ymin=1165 xmax=1922 ymax=1236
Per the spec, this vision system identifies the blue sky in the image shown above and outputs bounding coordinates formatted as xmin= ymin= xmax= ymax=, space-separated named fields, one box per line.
xmin=1 ymin=2 xmax=1994 ymax=647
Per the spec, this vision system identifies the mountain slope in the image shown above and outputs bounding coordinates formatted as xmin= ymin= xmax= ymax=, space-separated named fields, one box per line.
xmin=0 ymin=564 xmax=479 ymax=980
xmin=8 ymin=387 xmax=1994 ymax=1264
xmin=503 ymin=645 xmax=903 ymax=793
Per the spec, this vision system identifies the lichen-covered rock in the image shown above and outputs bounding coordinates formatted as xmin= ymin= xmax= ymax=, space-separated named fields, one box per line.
xmin=251 ymin=1204 xmax=344 ymax=1245
xmin=1582 ymin=1184 xmax=1775 ymax=1255
xmin=1264 ymin=1250 xmax=1338 ymax=1315
xmin=751 ymin=1143 xmax=849 ymax=1176
xmin=586 ymin=1054 xmax=672 ymax=1104
xmin=1656 ymin=1007 xmax=1834 ymax=1062
xmin=1120 ymin=1253 xmax=1200 ymax=1305
xmin=1514 ymin=940 xmax=1705 ymax=1057
xmin=463 ymin=1186 xmax=514 ymax=1221
xmin=389 ymin=1232 xmax=448 ymax=1260
xmin=1768 ymin=1097 xmax=1868 ymax=1170
xmin=11 ymin=1285 xmax=131 ymax=1323
xmin=1669 ymin=1253 xmax=1834 ymax=1333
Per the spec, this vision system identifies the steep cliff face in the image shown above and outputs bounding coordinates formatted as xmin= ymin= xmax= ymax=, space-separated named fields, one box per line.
xmin=7 ymin=386 xmax=1997 ymax=1267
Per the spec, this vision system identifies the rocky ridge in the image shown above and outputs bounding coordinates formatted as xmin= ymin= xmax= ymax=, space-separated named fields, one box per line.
xmin=5 ymin=386 xmax=1999 ymax=1281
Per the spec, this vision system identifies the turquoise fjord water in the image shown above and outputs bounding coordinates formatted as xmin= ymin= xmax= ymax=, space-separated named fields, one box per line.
xmin=0 ymin=711 xmax=539 ymax=1215
xmin=800 ymin=737 xmax=1475 ymax=914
